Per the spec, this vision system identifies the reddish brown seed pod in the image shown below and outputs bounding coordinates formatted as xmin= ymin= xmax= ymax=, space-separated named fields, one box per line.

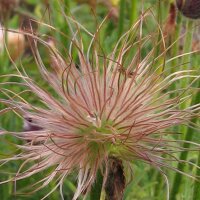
xmin=176 ymin=0 xmax=200 ymax=19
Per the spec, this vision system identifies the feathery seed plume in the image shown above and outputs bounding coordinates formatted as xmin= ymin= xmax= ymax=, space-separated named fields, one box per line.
xmin=0 ymin=10 xmax=200 ymax=200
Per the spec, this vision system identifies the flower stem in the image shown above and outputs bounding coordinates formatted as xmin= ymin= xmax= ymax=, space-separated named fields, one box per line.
xmin=192 ymin=54 xmax=200 ymax=199
xmin=118 ymin=0 xmax=126 ymax=39
xmin=90 ymin=170 xmax=103 ymax=200
xmin=193 ymin=146 xmax=200 ymax=199
xmin=130 ymin=0 xmax=137 ymax=26
xmin=105 ymin=157 xmax=125 ymax=200
xmin=171 ymin=83 xmax=200 ymax=200
xmin=170 ymin=20 xmax=194 ymax=200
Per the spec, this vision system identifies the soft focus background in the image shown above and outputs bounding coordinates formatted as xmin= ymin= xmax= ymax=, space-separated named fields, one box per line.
xmin=0 ymin=0 xmax=200 ymax=199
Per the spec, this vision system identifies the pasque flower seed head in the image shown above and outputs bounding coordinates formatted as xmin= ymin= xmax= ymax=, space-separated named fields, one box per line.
xmin=0 ymin=11 xmax=200 ymax=200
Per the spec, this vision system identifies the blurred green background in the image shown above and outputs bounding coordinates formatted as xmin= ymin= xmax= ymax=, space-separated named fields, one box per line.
xmin=0 ymin=0 xmax=200 ymax=199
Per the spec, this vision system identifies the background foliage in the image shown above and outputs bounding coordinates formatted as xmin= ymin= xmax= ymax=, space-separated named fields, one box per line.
xmin=0 ymin=0 xmax=200 ymax=199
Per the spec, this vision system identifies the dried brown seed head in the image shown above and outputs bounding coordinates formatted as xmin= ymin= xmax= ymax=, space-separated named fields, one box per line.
xmin=176 ymin=0 xmax=200 ymax=19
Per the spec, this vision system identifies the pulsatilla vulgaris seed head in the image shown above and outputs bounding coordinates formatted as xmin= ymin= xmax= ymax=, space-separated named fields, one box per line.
xmin=0 ymin=9 xmax=200 ymax=200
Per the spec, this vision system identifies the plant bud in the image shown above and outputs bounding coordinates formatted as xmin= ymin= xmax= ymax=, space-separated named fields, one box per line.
xmin=176 ymin=0 xmax=200 ymax=19
xmin=0 ymin=28 xmax=25 ymax=61
xmin=7 ymin=31 xmax=25 ymax=61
